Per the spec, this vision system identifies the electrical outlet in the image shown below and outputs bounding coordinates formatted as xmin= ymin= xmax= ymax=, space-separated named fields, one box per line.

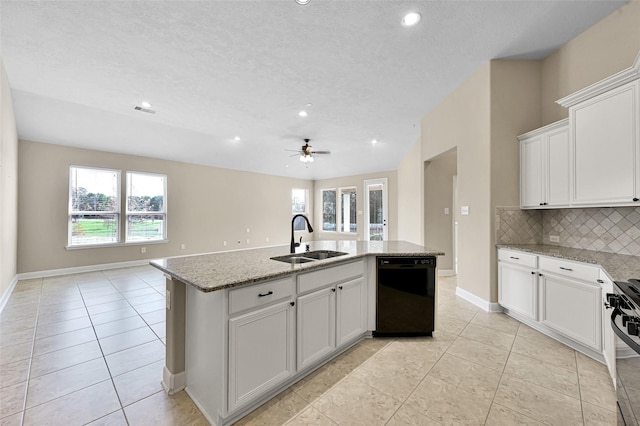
xmin=141 ymin=247 xmax=146 ymax=254
xmin=549 ymin=235 xmax=560 ymax=243
xmin=180 ymin=244 xmax=186 ymax=250
xmin=223 ymin=241 xmax=227 ymax=246
xmin=266 ymin=237 xmax=269 ymax=242
xmin=246 ymin=228 xmax=250 ymax=233
xmin=246 ymin=239 xmax=250 ymax=244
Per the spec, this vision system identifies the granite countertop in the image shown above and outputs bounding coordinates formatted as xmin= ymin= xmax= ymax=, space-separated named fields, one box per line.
xmin=151 ymin=240 xmax=444 ymax=292
xmin=497 ymin=244 xmax=640 ymax=282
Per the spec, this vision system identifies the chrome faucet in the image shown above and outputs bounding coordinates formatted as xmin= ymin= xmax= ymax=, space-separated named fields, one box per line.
xmin=291 ymin=214 xmax=314 ymax=253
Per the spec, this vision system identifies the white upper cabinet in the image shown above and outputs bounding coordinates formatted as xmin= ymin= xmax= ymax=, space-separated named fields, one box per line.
xmin=570 ymin=80 xmax=640 ymax=205
xmin=553 ymin=54 xmax=640 ymax=208
xmin=519 ymin=119 xmax=570 ymax=209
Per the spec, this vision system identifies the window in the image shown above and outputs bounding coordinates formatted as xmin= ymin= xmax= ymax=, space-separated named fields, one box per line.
xmin=322 ymin=189 xmax=336 ymax=231
xmin=339 ymin=187 xmax=357 ymax=233
xmin=291 ymin=188 xmax=309 ymax=231
xmin=69 ymin=166 xmax=120 ymax=246
xmin=126 ymin=172 xmax=167 ymax=242
xmin=68 ymin=167 xmax=167 ymax=247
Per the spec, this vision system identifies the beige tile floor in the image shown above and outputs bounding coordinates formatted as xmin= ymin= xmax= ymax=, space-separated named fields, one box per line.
xmin=0 ymin=268 xmax=617 ymax=425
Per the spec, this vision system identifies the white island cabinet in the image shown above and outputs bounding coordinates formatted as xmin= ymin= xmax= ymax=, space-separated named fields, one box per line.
xmin=152 ymin=240 xmax=443 ymax=426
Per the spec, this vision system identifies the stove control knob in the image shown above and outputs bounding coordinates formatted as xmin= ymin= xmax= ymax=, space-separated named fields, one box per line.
xmin=628 ymin=320 xmax=639 ymax=336
xmin=622 ymin=315 xmax=633 ymax=327
xmin=606 ymin=294 xmax=620 ymax=308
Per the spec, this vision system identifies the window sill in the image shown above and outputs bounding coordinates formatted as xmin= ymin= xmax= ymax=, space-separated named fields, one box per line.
xmin=66 ymin=239 xmax=169 ymax=250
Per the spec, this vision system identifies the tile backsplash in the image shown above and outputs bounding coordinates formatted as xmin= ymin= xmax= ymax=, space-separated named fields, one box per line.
xmin=495 ymin=207 xmax=542 ymax=245
xmin=496 ymin=206 xmax=640 ymax=257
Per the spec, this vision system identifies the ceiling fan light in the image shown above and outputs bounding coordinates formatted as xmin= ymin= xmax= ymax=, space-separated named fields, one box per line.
xmin=300 ymin=155 xmax=306 ymax=162
xmin=308 ymin=156 xmax=314 ymax=162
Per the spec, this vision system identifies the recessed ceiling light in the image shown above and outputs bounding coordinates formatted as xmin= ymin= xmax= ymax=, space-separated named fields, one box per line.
xmin=371 ymin=139 xmax=378 ymax=144
xmin=298 ymin=110 xmax=308 ymax=117
xmin=401 ymin=12 xmax=421 ymax=27
xmin=141 ymin=101 xmax=152 ymax=108
xmin=296 ymin=0 xmax=310 ymax=4
xmin=233 ymin=136 xmax=241 ymax=141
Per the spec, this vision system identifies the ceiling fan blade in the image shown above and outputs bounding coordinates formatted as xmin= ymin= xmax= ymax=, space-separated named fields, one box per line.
xmin=311 ymin=150 xmax=331 ymax=154
xmin=285 ymin=149 xmax=301 ymax=152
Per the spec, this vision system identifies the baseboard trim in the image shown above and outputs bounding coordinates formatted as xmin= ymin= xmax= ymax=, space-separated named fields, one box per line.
xmin=438 ymin=269 xmax=455 ymax=277
xmin=17 ymin=259 xmax=151 ymax=280
xmin=162 ymin=366 xmax=186 ymax=395
xmin=0 ymin=275 xmax=19 ymax=314
xmin=455 ymin=286 xmax=502 ymax=313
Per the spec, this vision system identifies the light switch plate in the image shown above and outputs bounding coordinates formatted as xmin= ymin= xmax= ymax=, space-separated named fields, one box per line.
xmin=549 ymin=235 xmax=560 ymax=243
xmin=444 ymin=207 xmax=450 ymax=215
xmin=461 ymin=206 xmax=470 ymax=216
xmin=166 ymin=289 xmax=171 ymax=310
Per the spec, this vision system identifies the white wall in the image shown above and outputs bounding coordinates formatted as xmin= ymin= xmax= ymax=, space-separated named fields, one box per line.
xmin=1 ymin=58 xmax=19 ymax=303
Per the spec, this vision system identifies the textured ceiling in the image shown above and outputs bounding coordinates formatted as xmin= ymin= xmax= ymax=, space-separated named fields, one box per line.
xmin=0 ymin=0 xmax=626 ymax=180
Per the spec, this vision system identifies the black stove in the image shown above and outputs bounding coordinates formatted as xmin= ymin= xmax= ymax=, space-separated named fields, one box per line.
xmin=609 ymin=279 xmax=640 ymax=425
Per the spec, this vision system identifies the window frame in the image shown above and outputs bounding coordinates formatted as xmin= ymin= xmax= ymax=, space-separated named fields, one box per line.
xmin=338 ymin=186 xmax=358 ymax=234
xmin=68 ymin=165 xmax=121 ymax=247
xmin=67 ymin=166 xmax=169 ymax=249
xmin=292 ymin=188 xmax=310 ymax=231
xmin=125 ymin=171 xmax=168 ymax=243
xmin=321 ymin=188 xmax=337 ymax=233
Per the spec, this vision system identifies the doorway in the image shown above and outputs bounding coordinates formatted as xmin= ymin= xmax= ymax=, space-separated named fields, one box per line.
xmin=364 ymin=178 xmax=388 ymax=241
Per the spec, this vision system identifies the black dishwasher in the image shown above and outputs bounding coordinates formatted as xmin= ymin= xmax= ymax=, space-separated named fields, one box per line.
xmin=374 ymin=256 xmax=436 ymax=337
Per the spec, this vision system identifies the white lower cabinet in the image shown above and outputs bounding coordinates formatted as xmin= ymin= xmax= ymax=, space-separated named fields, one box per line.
xmin=599 ymin=273 xmax=616 ymax=382
xmin=498 ymin=261 xmax=538 ymax=320
xmin=297 ymin=287 xmax=336 ymax=370
xmin=228 ymin=299 xmax=296 ymax=411
xmin=539 ymin=273 xmax=601 ymax=350
xmin=336 ymin=277 xmax=367 ymax=346
xmin=498 ymin=248 xmax=607 ymax=363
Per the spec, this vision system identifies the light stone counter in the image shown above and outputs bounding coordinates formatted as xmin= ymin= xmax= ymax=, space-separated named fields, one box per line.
xmin=151 ymin=240 xmax=444 ymax=292
xmin=497 ymin=244 xmax=640 ymax=282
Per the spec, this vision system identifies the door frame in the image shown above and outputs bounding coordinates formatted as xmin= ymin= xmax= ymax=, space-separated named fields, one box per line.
xmin=363 ymin=178 xmax=388 ymax=241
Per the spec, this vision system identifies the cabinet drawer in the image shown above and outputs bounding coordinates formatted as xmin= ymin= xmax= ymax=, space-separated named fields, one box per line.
xmin=539 ymin=257 xmax=599 ymax=284
xmin=498 ymin=249 xmax=537 ymax=269
xmin=298 ymin=260 xmax=364 ymax=294
xmin=229 ymin=277 xmax=295 ymax=315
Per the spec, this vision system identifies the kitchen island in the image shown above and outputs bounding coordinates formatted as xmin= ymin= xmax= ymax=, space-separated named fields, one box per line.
xmin=151 ymin=240 xmax=443 ymax=426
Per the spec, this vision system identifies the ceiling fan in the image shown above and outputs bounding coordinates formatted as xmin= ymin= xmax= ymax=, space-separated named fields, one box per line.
xmin=288 ymin=138 xmax=331 ymax=163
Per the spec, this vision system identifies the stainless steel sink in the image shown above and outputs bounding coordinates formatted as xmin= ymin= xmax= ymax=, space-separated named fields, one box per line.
xmin=270 ymin=250 xmax=348 ymax=264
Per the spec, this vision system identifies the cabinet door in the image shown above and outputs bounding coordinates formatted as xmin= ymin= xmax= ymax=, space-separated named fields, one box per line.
xmin=571 ymin=81 xmax=640 ymax=205
xmin=520 ymin=136 xmax=544 ymax=208
xmin=546 ymin=127 xmax=570 ymax=206
xmin=498 ymin=262 xmax=538 ymax=320
xmin=228 ymin=300 xmax=295 ymax=411
xmin=540 ymin=273 xmax=601 ymax=350
xmin=600 ymin=276 xmax=616 ymax=383
xmin=336 ymin=277 xmax=366 ymax=347
xmin=297 ymin=287 xmax=336 ymax=370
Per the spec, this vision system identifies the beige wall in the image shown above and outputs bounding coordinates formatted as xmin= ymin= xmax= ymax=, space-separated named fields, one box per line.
xmin=421 ymin=62 xmax=492 ymax=301
xmin=489 ymin=60 xmax=542 ymax=300
xmin=18 ymin=140 xmax=313 ymax=273
xmin=397 ymin=139 xmax=423 ymax=245
xmin=424 ymin=149 xmax=457 ymax=271
xmin=541 ymin=1 xmax=640 ymax=124
xmin=313 ymin=170 xmax=398 ymax=242
xmin=1 ymin=59 xmax=19 ymax=300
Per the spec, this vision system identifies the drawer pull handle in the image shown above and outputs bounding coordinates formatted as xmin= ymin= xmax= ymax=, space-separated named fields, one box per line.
xmin=510 ymin=256 xmax=520 ymax=260
xmin=559 ymin=267 xmax=573 ymax=272
xmin=531 ymin=271 xmax=535 ymax=275
xmin=338 ymin=285 xmax=343 ymax=290
xmin=290 ymin=301 xmax=295 ymax=307
xmin=597 ymin=279 xmax=604 ymax=283
xmin=258 ymin=291 xmax=273 ymax=297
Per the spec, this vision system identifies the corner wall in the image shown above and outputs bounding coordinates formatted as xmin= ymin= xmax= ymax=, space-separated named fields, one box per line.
xmin=0 ymin=58 xmax=19 ymax=303
xmin=541 ymin=1 xmax=640 ymax=124
xmin=18 ymin=140 xmax=313 ymax=274
xmin=397 ymin=140 xmax=423 ymax=245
